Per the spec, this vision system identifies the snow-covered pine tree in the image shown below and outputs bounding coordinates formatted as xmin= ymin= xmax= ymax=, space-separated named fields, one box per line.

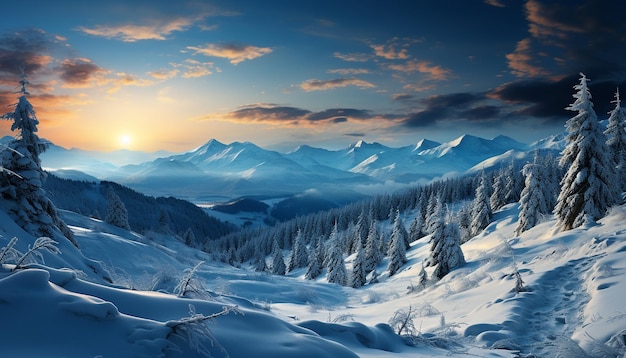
xmin=350 ymin=244 xmax=367 ymax=288
xmin=183 ymin=228 xmax=196 ymax=246
xmin=270 ymin=239 xmax=286 ymax=275
xmin=554 ymin=73 xmax=617 ymax=231
xmin=364 ymin=219 xmax=382 ymax=273
xmin=304 ymin=250 xmax=321 ymax=280
xmin=490 ymin=169 xmax=507 ymax=211
xmin=604 ymin=88 xmax=626 ymax=193
xmin=387 ymin=211 xmax=408 ymax=276
xmin=325 ymin=237 xmax=347 ymax=286
xmin=287 ymin=229 xmax=308 ymax=272
xmin=516 ymin=152 xmax=550 ymax=235
xmin=503 ymin=160 xmax=523 ymax=204
xmin=408 ymin=209 xmax=425 ymax=243
xmin=105 ymin=186 xmax=131 ymax=230
xmin=430 ymin=208 xmax=465 ymax=280
xmin=0 ymin=73 xmax=77 ymax=246
xmin=470 ymin=172 xmax=491 ymax=237
xmin=427 ymin=197 xmax=445 ymax=268
xmin=392 ymin=209 xmax=410 ymax=250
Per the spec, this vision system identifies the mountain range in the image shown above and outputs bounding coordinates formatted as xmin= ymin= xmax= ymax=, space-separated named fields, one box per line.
xmin=17 ymin=134 xmax=539 ymax=202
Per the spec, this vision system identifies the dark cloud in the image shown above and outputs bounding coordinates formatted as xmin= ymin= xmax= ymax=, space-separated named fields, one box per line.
xmin=344 ymin=132 xmax=366 ymax=137
xmin=402 ymin=92 xmax=490 ymax=128
xmin=332 ymin=117 xmax=348 ymax=123
xmin=0 ymin=28 xmax=56 ymax=78
xmin=460 ymin=105 xmax=501 ymax=121
xmin=392 ymin=93 xmax=415 ymax=102
xmin=490 ymin=74 xmax=626 ymax=123
xmin=308 ymin=108 xmax=372 ymax=121
xmin=508 ymin=0 xmax=626 ymax=80
xmin=230 ymin=106 xmax=311 ymax=121
xmin=58 ymin=58 xmax=103 ymax=85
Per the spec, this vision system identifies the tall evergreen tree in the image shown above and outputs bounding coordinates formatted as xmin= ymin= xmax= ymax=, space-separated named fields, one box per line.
xmin=271 ymin=239 xmax=286 ymax=275
xmin=605 ymin=88 xmax=626 ymax=193
xmin=105 ymin=186 xmax=131 ymax=230
xmin=429 ymin=206 xmax=465 ymax=279
xmin=490 ymin=169 xmax=507 ymax=211
xmin=0 ymin=73 xmax=77 ymax=246
xmin=555 ymin=73 xmax=617 ymax=231
xmin=516 ymin=152 xmax=549 ymax=235
xmin=287 ymin=229 xmax=308 ymax=272
xmin=364 ymin=219 xmax=382 ymax=273
xmin=387 ymin=211 xmax=408 ymax=276
xmin=470 ymin=172 xmax=491 ymax=237
xmin=350 ymin=245 xmax=367 ymax=288
xmin=326 ymin=237 xmax=347 ymax=286
xmin=408 ymin=209 xmax=425 ymax=243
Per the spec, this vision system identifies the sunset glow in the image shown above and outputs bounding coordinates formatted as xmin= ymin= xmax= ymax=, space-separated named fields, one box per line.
xmin=0 ymin=1 xmax=624 ymax=152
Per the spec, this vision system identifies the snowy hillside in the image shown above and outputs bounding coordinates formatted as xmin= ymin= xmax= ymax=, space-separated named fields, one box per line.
xmin=40 ymin=134 xmax=530 ymax=201
xmin=2 ymin=197 xmax=625 ymax=357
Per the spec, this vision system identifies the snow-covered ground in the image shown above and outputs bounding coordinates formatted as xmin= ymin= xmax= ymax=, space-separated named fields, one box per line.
xmin=1 ymin=202 xmax=625 ymax=357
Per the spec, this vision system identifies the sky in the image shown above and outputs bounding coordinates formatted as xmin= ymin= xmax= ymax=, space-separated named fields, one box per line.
xmin=1 ymin=0 xmax=625 ymax=153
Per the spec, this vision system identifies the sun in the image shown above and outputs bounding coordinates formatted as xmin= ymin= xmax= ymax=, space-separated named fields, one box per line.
xmin=119 ymin=134 xmax=132 ymax=148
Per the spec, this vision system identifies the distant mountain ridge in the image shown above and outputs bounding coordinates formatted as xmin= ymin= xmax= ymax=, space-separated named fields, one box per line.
xmin=32 ymin=134 xmax=535 ymax=201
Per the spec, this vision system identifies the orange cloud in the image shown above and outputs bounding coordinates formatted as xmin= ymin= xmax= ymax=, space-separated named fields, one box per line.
xmin=187 ymin=43 xmax=272 ymax=64
xmin=78 ymin=17 xmax=199 ymax=42
xmin=505 ymin=38 xmax=550 ymax=78
xmin=299 ymin=78 xmax=375 ymax=91
xmin=389 ymin=59 xmax=452 ymax=81
xmin=371 ymin=44 xmax=409 ymax=60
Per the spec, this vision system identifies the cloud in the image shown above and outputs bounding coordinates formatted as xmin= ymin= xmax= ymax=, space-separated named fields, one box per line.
xmin=78 ymin=17 xmax=199 ymax=42
xmin=0 ymin=29 xmax=58 ymax=78
xmin=327 ymin=68 xmax=370 ymax=75
xmin=179 ymin=59 xmax=215 ymax=78
xmin=402 ymin=92 xmax=498 ymax=128
xmin=57 ymin=58 xmax=106 ymax=87
xmin=392 ymin=93 xmax=416 ymax=102
xmin=484 ymin=0 xmax=505 ymax=7
xmin=344 ymin=133 xmax=366 ymax=137
xmin=149 ymin=68 xmax=179 ymax=80
xmin=489 ymin=75 xmax=626 ymax=122
xmin=388 ymin=59 xmax=452 ymax=81
xmin=333 ymin=52 xmax=371 ymax=62
xmin=506 ymin=0 xmax=626 ymax=80
xmin=371 ymin=43 xmax=409 ymax=60
xmin=197 ymin=104 xmax=385 ymax=127
xmin=187 ymin=43 xmax=272 ymax=64
xmin=299 ymin=78 xmax=375 ymax=91
xmin=307 ymin=108 xmax=373 ymax=121
xmin=505 ymin=38 xmax=550 ymax=78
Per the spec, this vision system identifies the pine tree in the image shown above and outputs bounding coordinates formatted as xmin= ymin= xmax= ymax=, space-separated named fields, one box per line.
xmin=387 ymin=211 xmax=408 ymax=276
xmin=183 ymin=228 xmax=196 ymax=246
xmin=408 ymin=210 xmax=425 ymax=243
xmin=516 ymin=152 xmax=549 ymax=235
xmin=287 ymin=229 xmax=308 ymax=272
xmin=418 ymin=263 xmax=428 ymax=288
xmin=427 ymin=197 xmax=446 ymax=268
xmin=105 ymin=186 xmax=131 ymax=230
xmin=304 ymin=251 xmax=321 ymax=280
xmin=470 ymin=172 xmax=491 ymax=237
xmin=555 ymin=73 xmax=617 ymax=231
xmin=270 ymin=240 xmax=286 ymax=275
xmin=605 ymin=88 xmax=626 ymax=193
xmin=490 ymin=169 xmax=507 ymax=211
xmin=364 ymin=220 xmax=382 ymax=273
xmin=429 ymin=209 xmax=465 ymax=280
xmin=350 ymin=245 xmax=367 ymax=288
xmin=326 ymin=238 xmax=347 ymax=286
xmin=0 ymin=73 xmax=77 ymax=246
